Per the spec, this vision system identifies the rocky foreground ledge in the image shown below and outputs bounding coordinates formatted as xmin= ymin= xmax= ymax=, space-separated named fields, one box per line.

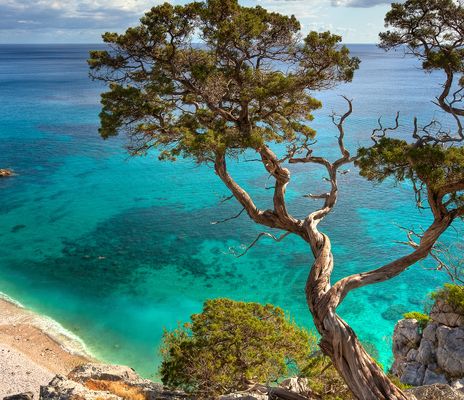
xmin=3 ymin=363 xmax=464 ymax=400
xmin=392 ymin=299 xmax=464 ymax=391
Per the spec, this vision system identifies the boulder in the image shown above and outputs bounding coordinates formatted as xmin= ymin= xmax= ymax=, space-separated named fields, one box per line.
xmin=40 ymin=365 xmax=187 ymax=400
xmin=400 ymin=362 xmax=426 ymax=386
xmin=430 ymin=300 xmax=464 ymax=328
xmin=422 ymin=323 xmax=438 ymax=343
xmin=3 ymin=393 xmax=34 ymax=400
xmin=416 ymin=339 xmax=436 ymax=365
xmin=436 ymin=326 xmax=464 ymax=377
xmin=407 ymin=384 xmax=464 ymax=400
xmin=67 ymin=364 xmax=141 ymax=384
xmin=39 ymin=375 xmax=119 ymax=400
xmin=279 ymin=378 xmax=310 ymax=395
xmin=423 ymin=369 xmax=448 ymax=385
xmin=393 ymin=319 xmax=422 ymax=358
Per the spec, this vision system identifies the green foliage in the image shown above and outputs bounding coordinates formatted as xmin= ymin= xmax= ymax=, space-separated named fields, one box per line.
xmin=159 ymin=298 xmax=316 ymax=398
xmin=380 ymin=0 xmax=464 ymax=77
xmin=403 ymin=311 xmax=431 ymax=330
xmin=356 ymin=138 xmax=464 ymax=210
xmin=431 ymin=283 xmax=464 ymax=314
xmin=387 ymin=374 xmax=412 ymax=391
xmin=300 ymin=355 xmax=353 ymax=400
xmin=89 ymin=0 xmax=359 ymax=162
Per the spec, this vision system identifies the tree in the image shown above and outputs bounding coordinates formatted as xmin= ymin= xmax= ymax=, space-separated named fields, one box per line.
xmin=89 ymin=0 xmax=464 ymax=398
xmin=159 ymin=298 xmax=315 ymax=398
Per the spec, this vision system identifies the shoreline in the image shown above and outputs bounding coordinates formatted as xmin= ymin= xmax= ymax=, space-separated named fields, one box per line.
xmin=0 ymin=293 xmax=93 ymax=398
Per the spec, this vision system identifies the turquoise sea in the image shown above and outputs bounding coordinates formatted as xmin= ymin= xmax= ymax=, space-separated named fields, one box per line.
xmin=0 ymin=44 xmax=460 ymax=378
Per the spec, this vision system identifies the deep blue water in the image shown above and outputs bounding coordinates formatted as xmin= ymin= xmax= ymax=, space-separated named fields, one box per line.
xmin=0 ymin=44 xmax=459 ymax=378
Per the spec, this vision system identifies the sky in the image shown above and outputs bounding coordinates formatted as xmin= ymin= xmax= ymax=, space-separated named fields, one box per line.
xmin=0 ymin=0 xmax=400 ymax=44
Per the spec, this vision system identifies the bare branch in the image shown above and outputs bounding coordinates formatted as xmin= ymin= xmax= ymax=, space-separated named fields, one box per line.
xmin=231 ymin=231 xmax=291 ymax=258
xmin=211 ymin=208 xmax=245 ymax=224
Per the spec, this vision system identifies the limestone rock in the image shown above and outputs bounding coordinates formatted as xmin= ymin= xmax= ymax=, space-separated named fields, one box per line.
xmin=436 ymin=326 xmax=464 ymax=377
xmin=401 ymin=362 xmax=426 ymax=386
xmin=39 ymin=375 xmax=119 ymax=400
xmin=40 ymin=365 xmax=188 ymax=400
xmin=407 ymin=384 xmax=464 ymax=400
xmin=422 ymin=323 xmax=438 ymax=343
xmin=423 ymin=369 xmax=448 ymax=385
xmin=67 ymin=364 xmax=141 ymax=384
xmin=279 ymin=378 xmax=310 ymax=395
xmin=416 ymin=339 xmax=436 ymax=365
xmin=393 ymin=319 xmax=422 ymax=358
xmin=430 ymin=300 xmax=464 ymax=328
xmin=451 ymin=379 xmax=464 ymax=393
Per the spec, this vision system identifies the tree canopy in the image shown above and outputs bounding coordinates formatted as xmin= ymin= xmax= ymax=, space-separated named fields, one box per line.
xmin=159 ymin=298 xmax=315 ymax=398
xmin=88 ymin=0 xmax=359 ymax=162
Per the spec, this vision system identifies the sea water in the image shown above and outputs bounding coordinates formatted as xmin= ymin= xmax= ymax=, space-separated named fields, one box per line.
xmin=0 ymin=44 xmax=460 ymax=378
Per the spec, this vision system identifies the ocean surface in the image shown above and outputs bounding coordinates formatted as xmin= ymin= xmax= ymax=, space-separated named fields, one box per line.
xmin=0 ymin=44 xmax=460 ymax=379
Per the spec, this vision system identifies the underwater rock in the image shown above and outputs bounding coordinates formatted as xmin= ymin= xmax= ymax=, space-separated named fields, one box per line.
xmin=0 ymin=168 xmax=14 ymax=177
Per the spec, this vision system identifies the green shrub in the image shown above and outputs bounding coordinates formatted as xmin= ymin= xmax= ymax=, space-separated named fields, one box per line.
xmin=159 ymin=298 xmax=316 ymax=398
xmin=403 ymin=311 xmax=431 ymax=330
xmin=431 ymin=283 xmax=464 ymax=313
xmin=300 ymin=355 xmax=353 ymax=400
xmin=387 ymin=374 xmax=412 ymax=391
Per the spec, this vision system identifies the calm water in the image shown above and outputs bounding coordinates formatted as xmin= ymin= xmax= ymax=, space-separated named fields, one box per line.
xmin=0 ymin=44 xmax=459 ymax=378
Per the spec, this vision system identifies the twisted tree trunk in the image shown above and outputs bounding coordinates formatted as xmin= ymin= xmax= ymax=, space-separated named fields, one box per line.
xmin=305 ymin=233 xmax=409 ymax=400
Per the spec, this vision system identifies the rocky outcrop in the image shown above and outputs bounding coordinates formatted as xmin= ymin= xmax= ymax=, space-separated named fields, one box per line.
xmin=406 ymin=384 xmax=464 ymax=400
xmin=39 ymin=364 xmax=187 ymax=400
xmin=38 ymin=364 xmax=314 ymax=400
xmin=392 ymin=300 xmax=464 ymax=390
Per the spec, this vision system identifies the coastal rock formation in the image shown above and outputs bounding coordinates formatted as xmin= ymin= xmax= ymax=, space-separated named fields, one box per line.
xmin=0 ymin=169 xmax=14 ymax=177
xmin=392 ymin=300 xmax=464 ymax=390
xmin=39 ymin=365 xmax=314 ymax=400
xmin=406 ymin=384 xmax=464 ymax=400
xmin=39 ymin=364 xmax=187 ymax=400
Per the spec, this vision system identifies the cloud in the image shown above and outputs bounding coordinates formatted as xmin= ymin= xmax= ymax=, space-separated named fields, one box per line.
xmin=255 ymin=0 xmax=324 ymax=18
xmin=0 ymin=0 xmax=161 ymax=31
xmin=331 ymin=0 xmax=396 ymax=7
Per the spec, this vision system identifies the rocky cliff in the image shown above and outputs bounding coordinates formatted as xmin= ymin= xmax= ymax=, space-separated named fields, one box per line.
xmin=392 ymin=298 xmax=464 ymax=392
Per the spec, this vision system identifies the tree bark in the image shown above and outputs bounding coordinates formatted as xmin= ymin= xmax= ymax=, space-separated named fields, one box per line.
xmin=305 ymin=233 xmax=410 ymax=400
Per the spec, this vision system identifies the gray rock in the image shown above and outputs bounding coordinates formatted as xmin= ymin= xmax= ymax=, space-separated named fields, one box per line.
xmin=3 ymin=393 xmax=34 ymax=400
xmin=40 ymin=365 xmax=188 ymax=400
xmin=67 ymin=364 xmax=141 ymax=384
xmin=407 ymin=349 xmax=419 ymax=362
xmin=423 ymin=369 xmax=448 ymax=385
xmin=407 ymin=384 xmax=464 ymax=400
xmin=39 ymin=375 xmax=119 ymax=400
xmin=430 ymin=300 xmax=464 ymax=328
xmin=416 ymin=339 xmax=436 ymax=365
xmin=436 ymin=326 xmax=464 ymax=377
xmin=423 ymin=323 xmax=439 ymax=343
xmin=393 ymin=319 xmax=422 ymax=358
xmin=401 ymin=362 xmax=426 ymax=386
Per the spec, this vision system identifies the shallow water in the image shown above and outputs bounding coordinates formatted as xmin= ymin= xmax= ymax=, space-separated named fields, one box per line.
xmin=0 ymin=44 xmax=460 ymax=378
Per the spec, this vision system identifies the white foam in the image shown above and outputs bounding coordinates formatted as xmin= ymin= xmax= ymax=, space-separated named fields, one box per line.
xmin=0 ymin=291 xmax=94 ymax=359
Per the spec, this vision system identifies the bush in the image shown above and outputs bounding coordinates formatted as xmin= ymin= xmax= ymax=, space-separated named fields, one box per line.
xmin=300 ymin=355 xmax=353 ymax=400
xmin=431 ymin=283 xmax=464 ymax=314
xmin=159 ymin=298 xmax=316 ymax=398
xmin=403 ymin=311 xmax=431 ymax=330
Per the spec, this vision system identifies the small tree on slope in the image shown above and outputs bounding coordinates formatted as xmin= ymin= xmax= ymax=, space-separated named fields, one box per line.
xmin=89 ymin=0 xmax=464 ymax=398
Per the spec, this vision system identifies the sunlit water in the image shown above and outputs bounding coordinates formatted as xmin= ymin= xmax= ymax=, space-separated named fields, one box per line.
xmin=0 ymin=44 xmax=460 ymax=378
